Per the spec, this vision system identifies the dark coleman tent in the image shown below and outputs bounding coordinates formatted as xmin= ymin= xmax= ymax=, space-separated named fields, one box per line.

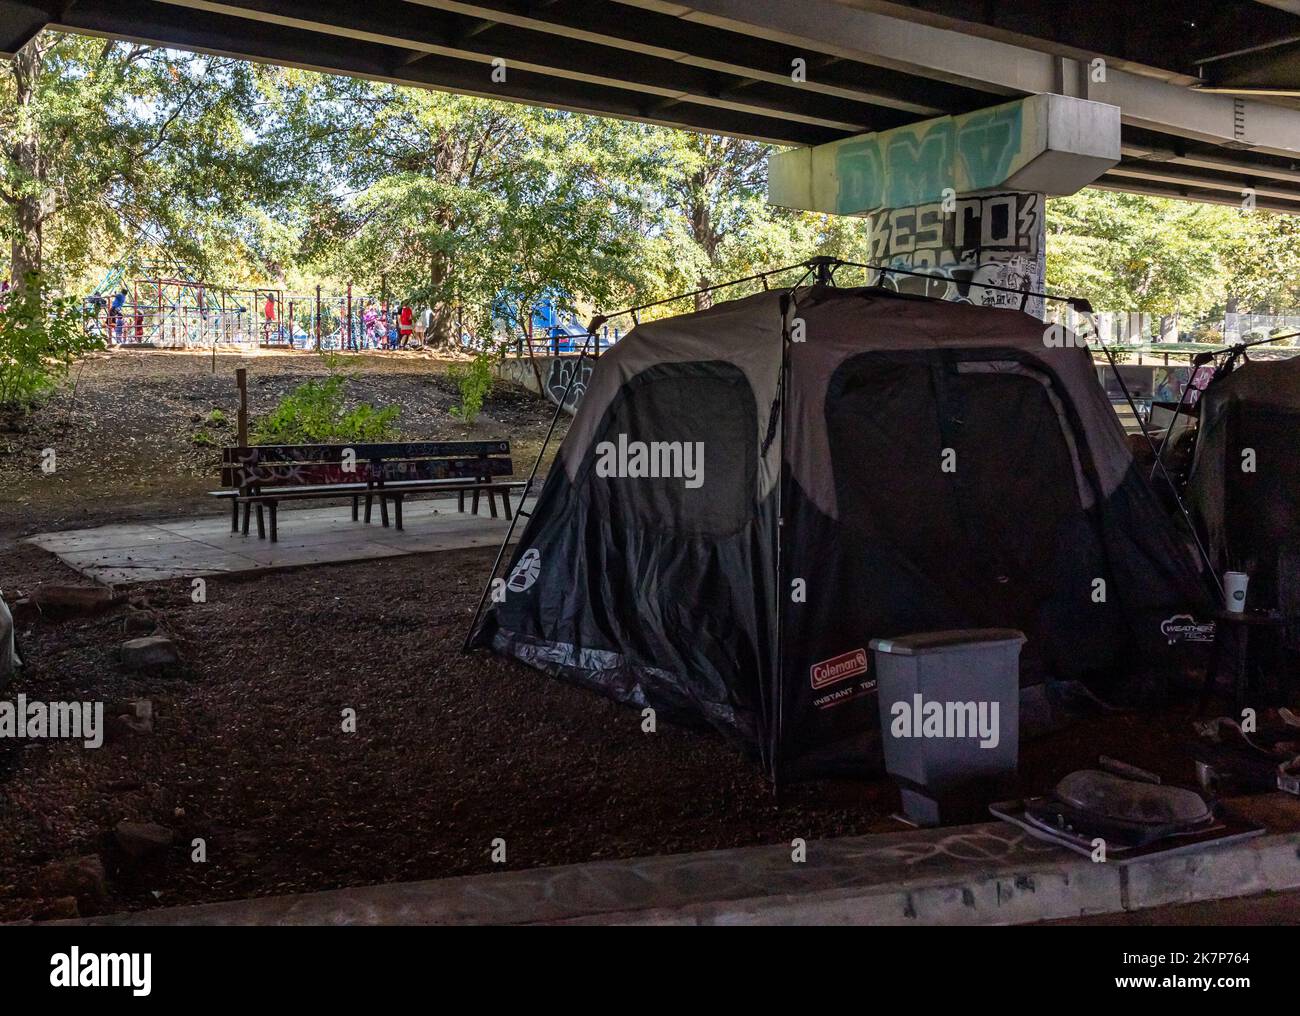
xmin=471 ymin=285 xmax=1210 ymax=781
xmin=1187 ymin=357 xmax=1300 ymax=613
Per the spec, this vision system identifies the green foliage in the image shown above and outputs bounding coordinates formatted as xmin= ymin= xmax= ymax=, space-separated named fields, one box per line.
xmin=1190 ymin=322 xmax=1224 ymax=344
xmin=252 ymin=372 xmax=400 ymax=444
xmin=0 ymin=275 xmax=96 ymax=407
xmin=1219 ymin=212 xmax=1300 ymax=315
xmin=2 ymin=33 xmax=310 ymax=291
xmin=1046 ymin=191 xmax=1229 ymax=316
xmin=191 ymin=407 xmax=228 ymax=446
xmin=447 ymin=352 xmax=495 ymax=424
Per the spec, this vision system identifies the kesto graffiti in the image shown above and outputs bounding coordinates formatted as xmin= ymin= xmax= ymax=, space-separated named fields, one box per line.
xmin=865 ymin=192 xmax=1045 ymax=318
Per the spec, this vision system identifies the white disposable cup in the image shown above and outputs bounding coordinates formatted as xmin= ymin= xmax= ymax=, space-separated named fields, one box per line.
xmin=1224 ymin=571 xmax=1249 ymax=613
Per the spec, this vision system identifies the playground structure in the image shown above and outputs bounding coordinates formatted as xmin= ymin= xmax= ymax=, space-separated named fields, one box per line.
xmin=91 ymin=270 xmax=393 ymax=351
xmin=87 ymin=269 xmax=626 ymax=354
xmin=499 ymin=292 xmax=622 ymax=356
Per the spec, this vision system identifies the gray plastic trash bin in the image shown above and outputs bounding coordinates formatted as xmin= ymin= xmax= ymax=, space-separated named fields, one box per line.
xmin=870 ymin=629 xmax=1025 ymax=826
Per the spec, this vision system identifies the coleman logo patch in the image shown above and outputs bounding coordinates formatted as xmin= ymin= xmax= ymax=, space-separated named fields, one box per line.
xmin=507 ymin=548 xmax=541 ymax=593
xmin=1161 ymin=614 xmax=1216 ymax=645
xmin=810 ymin=648 xmax=869 ymax=689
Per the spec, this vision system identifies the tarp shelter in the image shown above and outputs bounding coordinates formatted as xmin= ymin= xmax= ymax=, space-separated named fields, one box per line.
xmin=1188 ymin=357 xmax=1300 ymax=613
xmin=472 ymin=286 xmax=1210 ymax=781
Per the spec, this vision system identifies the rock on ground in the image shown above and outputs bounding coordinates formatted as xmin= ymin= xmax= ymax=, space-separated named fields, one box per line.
xmin=35 ymin=855 xmax=108 ymax=914
xmin=114 ymin=821 xmax=175 ymax=860
xmin=24 ymin=583 xmax=125 ymax=620
xmin=120 ymin=635 xmax=180 ymax=670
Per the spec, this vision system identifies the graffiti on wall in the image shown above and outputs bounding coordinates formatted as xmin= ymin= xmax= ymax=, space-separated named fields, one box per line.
xmin=546 ymin=356 xmax=593 ymax=412
xmin=833 ymin=100 xmax=1027 ymax=213
xmin=1153 ymin=366 xmax=1215 ymax=404
xmin=865 ymin=191 xmax=1046 ymax=318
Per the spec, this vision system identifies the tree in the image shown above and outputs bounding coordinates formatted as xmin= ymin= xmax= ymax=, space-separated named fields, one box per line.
xmin=0 ymin=275 xmax=96 ymax=407
xmin=1 ymin=32 xmax=290 ymax=294
xmin=287 ymin=80 xmax=673 ymax=347
xmin=1045 ymin=190 xmax=1230 ymax=319
xmin=1219 ymin=209 xmax=1300 ymax=315
xmin=656 ymin=134 xmax=861 ymax=309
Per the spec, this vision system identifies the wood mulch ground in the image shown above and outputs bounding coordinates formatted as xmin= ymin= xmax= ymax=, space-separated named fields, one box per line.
xmin=0 ymin=537 xmax=1227 ymax=923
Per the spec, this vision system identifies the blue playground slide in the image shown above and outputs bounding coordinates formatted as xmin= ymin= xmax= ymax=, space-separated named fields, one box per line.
xmin=531 ymin=294 xmax=593 ymax=351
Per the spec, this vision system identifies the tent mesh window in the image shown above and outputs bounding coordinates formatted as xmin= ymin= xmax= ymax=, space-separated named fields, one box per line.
xmin=821 ymin=350 xmax=1122 ymax=680
xmin=1226 ymin=404 xmax=1300 ymax=604
xmin=578 ymin=361 xmax=759 ymax=538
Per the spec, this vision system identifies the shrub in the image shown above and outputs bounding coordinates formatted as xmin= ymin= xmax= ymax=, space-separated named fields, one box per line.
xmin=252 ymin=373 xmax=400 ymax=444
xmin=447 ymin=352 xmax=495 ymax=424
xmin=0 ymin=276 xmax=98 ymax=408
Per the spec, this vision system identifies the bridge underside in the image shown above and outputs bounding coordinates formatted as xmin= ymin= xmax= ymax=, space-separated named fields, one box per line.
xmin=3 ymin=0 xmax=1300 ymax=212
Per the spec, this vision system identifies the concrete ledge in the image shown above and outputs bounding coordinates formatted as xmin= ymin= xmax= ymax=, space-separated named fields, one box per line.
xmin=496 ymin=355 xmax=591 ymax=415
xmin=67 ymin=796 xmax=1300 ymax=926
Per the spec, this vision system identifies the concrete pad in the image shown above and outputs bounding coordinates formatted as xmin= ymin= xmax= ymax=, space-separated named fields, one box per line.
xmin=33 ymin=526 xmax=180 ymax=552
xmin=232 ymin=541 xmax=409 ymax=568
xmin=75 ymin=543 xmax=256 ymax=568
xmin=63 ymin=799 xmax=1300 ymax=926
xmin=26 ymin=496 xmax=522 ymax=585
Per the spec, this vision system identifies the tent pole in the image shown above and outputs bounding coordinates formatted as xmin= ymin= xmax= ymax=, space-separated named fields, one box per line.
xmin=771 ymin=294 xmax=795 ymax=792
xmin=1095 ymin=335 xmax=1224 ymax=602
xmin=1148 ymin=351 xmax=1213 ymax=484
xmin=461 ymin=323 xmax=602 ymax=654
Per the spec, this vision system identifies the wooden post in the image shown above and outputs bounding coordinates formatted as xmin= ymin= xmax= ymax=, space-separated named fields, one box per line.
xmin=315 ymin=284 xmax=322 ymax=351
xmin=236 ymin=367 xmax=249 ymax=447
xmin=347 ymin=283 xmax=353 ymax=351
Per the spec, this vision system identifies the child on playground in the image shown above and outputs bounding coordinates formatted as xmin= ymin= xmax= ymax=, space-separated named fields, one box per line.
xmin=379 ymin=309 xmax=397 ymax=350
xmin=362 ymin=305 xmax=378 ymax=349
xmin=108 ymin=288 xmax=128 ymax=343
xmin=399 ymin=303 xmax=413 ymax=348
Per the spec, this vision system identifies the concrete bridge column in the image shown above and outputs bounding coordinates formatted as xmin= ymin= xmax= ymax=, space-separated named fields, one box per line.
xmin=768 ymin=94 xmax=1122 ymax=320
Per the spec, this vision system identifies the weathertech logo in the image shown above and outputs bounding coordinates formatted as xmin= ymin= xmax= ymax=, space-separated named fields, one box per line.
xmin=810 ymin=648 xmax=869 ymax=689
xmin=1160 ymin=614 xmax=1215 ymax=645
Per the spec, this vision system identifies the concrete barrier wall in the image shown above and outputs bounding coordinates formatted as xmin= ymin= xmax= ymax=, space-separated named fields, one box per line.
xmin=497 ymin=355 xmax=593 ymax=415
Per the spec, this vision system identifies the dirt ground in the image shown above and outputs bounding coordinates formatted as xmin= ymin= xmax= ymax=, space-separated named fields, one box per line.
xmin=0 ymin=348 xmax=1286 ymax=922
xmin=0 ymin=539 xmax=1231 ymax=923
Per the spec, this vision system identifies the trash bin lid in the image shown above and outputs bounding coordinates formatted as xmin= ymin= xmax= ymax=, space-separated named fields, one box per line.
xmin=868 ymin=628 xmax=1026 ymax=656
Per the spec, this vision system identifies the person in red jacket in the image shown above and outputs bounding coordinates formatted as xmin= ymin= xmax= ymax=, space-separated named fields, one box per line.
xmin=398 ymin=303 xmax=414 ymax=348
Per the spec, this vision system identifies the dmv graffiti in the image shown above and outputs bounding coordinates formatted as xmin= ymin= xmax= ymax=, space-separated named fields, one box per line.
xmin=834 ymin=101 xmax=1027 ymax=213
xmin=866 ymin=192 xmax=1045 ymax=316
